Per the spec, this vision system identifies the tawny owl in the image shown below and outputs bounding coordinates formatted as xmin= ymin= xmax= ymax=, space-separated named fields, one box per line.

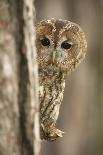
xmin=36 ymin=19 xmax=87 ymax=141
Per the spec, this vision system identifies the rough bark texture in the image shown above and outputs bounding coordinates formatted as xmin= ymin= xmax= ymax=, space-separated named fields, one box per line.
xmin=0 ymin=0 xmax=40 ymax=155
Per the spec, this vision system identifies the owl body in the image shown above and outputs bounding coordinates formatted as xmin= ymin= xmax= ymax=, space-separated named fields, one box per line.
xmin=39 ymin=73 xmax=65 ymax=125
xmin=36 ymin=19 xmax=87 ymax=141
xmin=39 ymin=65 xmax=65 ymax=141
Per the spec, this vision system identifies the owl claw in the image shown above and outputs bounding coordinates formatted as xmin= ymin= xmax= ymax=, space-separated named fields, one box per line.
xmin=40 ymin=124 xmax=64 ymax=141
xmin=55 ymin=128 xmax=64 ymax=137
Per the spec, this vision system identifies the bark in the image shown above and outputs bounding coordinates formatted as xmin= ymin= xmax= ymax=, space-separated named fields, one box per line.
xmin=0 ymin=0 xmax=40 ymax=155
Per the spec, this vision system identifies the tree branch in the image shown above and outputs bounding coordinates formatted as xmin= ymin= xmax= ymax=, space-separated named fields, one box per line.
xmin=0 ymin=0 xmax=40 ymax=154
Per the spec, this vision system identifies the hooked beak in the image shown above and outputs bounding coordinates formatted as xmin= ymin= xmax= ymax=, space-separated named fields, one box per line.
xmin=52 ymin=51 xmax=56 ymax=63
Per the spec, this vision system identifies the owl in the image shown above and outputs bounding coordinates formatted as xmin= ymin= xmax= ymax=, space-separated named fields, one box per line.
xmin=36 ymin=19 xmax=87 ymax=141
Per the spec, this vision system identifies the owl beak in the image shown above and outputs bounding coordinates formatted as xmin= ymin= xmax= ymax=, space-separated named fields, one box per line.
xmin=52 ymin=51 xmax=56 ymax=63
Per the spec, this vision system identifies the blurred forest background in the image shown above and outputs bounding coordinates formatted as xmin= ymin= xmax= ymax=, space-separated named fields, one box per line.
xmin=35 ymin=0 xmax=103 ymax=155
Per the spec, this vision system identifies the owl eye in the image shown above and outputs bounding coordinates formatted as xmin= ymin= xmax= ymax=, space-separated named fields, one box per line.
xmin=40 ymin=37 xmax=50 ymax=47
xmin=61 ymin=41 xmax=72 ymax=49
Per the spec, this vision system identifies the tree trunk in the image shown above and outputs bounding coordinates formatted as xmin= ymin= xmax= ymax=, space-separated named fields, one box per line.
xmin=0 ymin=0 xmax=40 ymax=155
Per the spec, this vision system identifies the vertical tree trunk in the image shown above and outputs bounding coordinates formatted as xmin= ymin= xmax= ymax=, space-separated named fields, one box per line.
xmin=0 ymin=0 xmax=40 ymax=155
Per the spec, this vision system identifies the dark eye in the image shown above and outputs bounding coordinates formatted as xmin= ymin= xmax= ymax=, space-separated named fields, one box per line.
xmin=40 ymin=37 xmax=50 ymax=46
xmin=61 ymin=41 xmax=72 ymax=49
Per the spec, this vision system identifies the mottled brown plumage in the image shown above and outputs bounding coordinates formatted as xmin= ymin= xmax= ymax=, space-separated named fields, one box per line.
xmin=36 ymin=19 xmax=87 ymax=141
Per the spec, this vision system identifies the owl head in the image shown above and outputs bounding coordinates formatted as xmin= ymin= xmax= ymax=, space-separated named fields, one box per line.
xmin=36 ymin=19 xmax=87 ymax=75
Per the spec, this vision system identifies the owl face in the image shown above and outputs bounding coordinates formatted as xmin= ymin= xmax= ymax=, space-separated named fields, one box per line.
xmin=36 ymin=19 xmax=87 ymax=74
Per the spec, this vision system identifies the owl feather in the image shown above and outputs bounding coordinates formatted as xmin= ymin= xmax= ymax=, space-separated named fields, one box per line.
xmin=36 ymin=19 xmax=87 ymax=141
